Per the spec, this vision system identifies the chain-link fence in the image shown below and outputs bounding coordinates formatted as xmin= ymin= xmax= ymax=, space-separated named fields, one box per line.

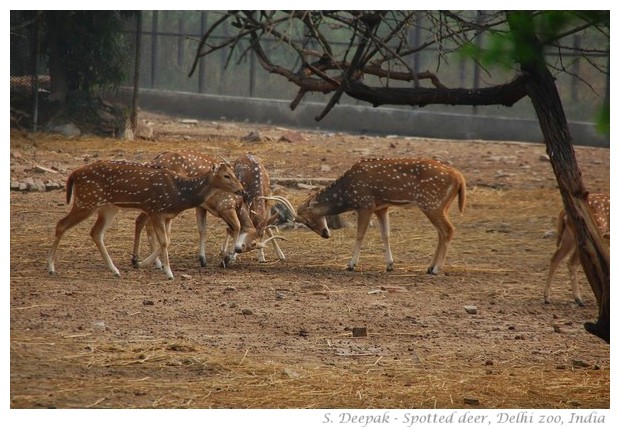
xmin=137 ymin=11 xmax=609 ymax=124
xmin=10 ymin=11 xmax=139 ymax=134
xmin=10 ymin=11 xmax=610 ymax=135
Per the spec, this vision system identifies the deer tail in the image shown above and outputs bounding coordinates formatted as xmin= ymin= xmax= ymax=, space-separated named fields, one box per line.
xmin=457 ymin=173 xmax=466 ymax=213
xmin=65 ymin=174 xmax=75 ymax=205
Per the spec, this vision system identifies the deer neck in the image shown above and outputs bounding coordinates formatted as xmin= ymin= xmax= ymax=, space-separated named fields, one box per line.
xmin=315 ymin=179 xmax=353 ymax=215
xmin=174 ymin=174 xmax=214 ymax=210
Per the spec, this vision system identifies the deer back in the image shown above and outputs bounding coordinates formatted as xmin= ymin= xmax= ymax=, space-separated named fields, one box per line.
xmin=234 ymin=154 xmax=271 ymax=225
xmin=148 ymin=150 xmax=218 ymax=175
xmin=68 ymin=160 xmax=242 ymax=214
xmin=588 ymin=193 xmax=610 ymax=236
xmin=301 ymin=157 xmax=465 ymax=215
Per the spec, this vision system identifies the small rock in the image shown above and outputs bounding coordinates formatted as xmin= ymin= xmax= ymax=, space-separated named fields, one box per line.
xmin=45 ymin=181 xmax=63 ymax=191
xmin=223 ymin=286 xmax=236 ymax=292
xmin=463 ymin=397 xmax=480 ymax=406
xmin=278 ymin=132 xmax=307 ymax=143
xmin=241 ymin=309 xmax=253 ymax=316
xmin=32 ymin=180 xmax=46 ymax=192
xmin=92 ymin=320 xmax=106 ymax=330
xmin=352 ymin=327 xmax=367 ymax=337
xmin=485 ymin=360 xmax=493 ymax=366
xmin=180 ymin=274 xmax=192 ymax=280
xmin=275 ymin=291 xmax=285 ymax=300
xmin=464 ymin=305 xmax=478 ymax=314
xmin=143 ymin=299 xmax=155 ymax=306
xmin=179 ymin=118 xmax=198 ymax=125
xmin=10 ymin=180 xmax=20 ymax=191
xmin=283 ymin=368 xmax=300 ymax=378
xmin=241 ymin=131 xmax=263 ymax=143
xmin=572 ymin=359 xmax=590 ymax=368
xmin=553 ymin=324 xmax=562 ymax=333
xmin=541 ymin=230 xmax=556 ymax=239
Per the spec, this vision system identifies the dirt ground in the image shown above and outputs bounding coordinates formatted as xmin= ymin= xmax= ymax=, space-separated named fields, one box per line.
xmin=9 ymin=112 xmax=610 ymax=411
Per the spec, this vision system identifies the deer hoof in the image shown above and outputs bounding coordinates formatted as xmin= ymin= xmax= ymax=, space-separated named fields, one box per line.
xmin=386 ymin=264 xmax=394 ymax=272
xmin=426 ymin=266 xmax=438 ymax=275
xmin=575 ymin=298 xmax=585 ymax=308
xmin=199 ymin=256 xmax=207 ymax=267
xmin=131 ymin=256 xmax=140 ymax=268
xmin=346 ymin=265 xmax=355 ymax=271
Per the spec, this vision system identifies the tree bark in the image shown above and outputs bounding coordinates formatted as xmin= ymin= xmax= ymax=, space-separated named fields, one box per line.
xmin=509 ymin=12 xmax=610 ymax=343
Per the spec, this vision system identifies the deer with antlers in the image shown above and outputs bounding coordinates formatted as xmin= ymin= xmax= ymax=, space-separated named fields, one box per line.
xmin=267 ymin=157 xmax=466 ymax=274
xmin=544 ymin=193 xmax=610 ymax=307
xmin=132 ymin=151 xmax=285 ymax=268
xmin=228 ymin=154 xmax=286 ymax=264
xmin=47 ymin=160 xmax=244 ymax=280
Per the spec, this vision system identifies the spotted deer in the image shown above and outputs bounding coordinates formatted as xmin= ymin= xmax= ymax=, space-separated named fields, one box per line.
xmin=47 ymin=160 xmax=244 ymax=280
xmin=267 ymin=157 xmax=466 ymax=274
xmin=544 ymin=193 xmax=610 ymax=307
xmin=132 ymin=151 xmax=284 ymax=268
xmin=228 ymin=154 xmax=286 ymax=264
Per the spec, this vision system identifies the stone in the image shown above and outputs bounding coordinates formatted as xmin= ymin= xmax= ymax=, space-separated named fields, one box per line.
xmin=464 ymin=305 xmax=478 ymax=314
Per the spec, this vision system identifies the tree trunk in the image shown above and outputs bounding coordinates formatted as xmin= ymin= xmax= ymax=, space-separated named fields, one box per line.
xmin=509 ymin=12 xmax=610 ymax=343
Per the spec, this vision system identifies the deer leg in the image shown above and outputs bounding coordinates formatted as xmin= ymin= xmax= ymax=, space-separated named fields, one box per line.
xmin=348 ymin=209 xmax=373 ymax=271
xmin=567 ymin=249 xmax=584 ymax=307
xmin=145 ymin=219 xmax=163 ymax=269
xmin=219 ymin=210 xmax=241 ymax=268
xmin=266 ymin=227 xmax=286 ymax=261
xmin=48 ymin=207 xmax=94 ymax=275
xmin=90 ymin=206 xmax=121 ymax=277
xmin=132 ymin=212 xmax=148 ymax=267
xmin=149 ymin=216 xmax=174 ymax=280
xmin=424 ymin=209 xmax=455 ymax=275
xmin=222 ymin=229 xmax=240 ymax=268
xmin=374 ymin=207 xmax=394 ymax=271
xmin=196 ymin=207 xmax=208 ymax=267
xmin=544 ymin=232 xmax=573 ymax=304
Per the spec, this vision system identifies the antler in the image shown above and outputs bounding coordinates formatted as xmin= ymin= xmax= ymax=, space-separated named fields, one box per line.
xmin=256 ymin=234 xmax=288 ymax=248
xmin=259 ymin=195 xmax=297 ymax=217
xmin=218 ymin=155 xmax=233 ymax=168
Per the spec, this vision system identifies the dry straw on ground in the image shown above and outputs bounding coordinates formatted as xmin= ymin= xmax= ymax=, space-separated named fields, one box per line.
xmin=10 ymin=117 xmax=610 ymax=409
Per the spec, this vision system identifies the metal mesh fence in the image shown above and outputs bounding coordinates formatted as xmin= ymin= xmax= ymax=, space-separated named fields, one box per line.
xmin=10 ymin=11 xmax=138 ymax=134
xmin=10 ymin=11 xmax=610 ymax=131
xmin=136 ymin=11 xmax=609 ymax=124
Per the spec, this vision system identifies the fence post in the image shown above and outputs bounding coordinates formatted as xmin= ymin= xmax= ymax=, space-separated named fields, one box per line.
xmin=131 ymin=11 xmax=142 ymax=132
xmin=150 ymin=11 xmax=159 ymax=89
xmin=199 ymin=11 xmax=208 ymax=93
xmin=31 ymin=13 xmax=41 ymax=132
xmin=472 ymin=11 xmax=484 ymax=115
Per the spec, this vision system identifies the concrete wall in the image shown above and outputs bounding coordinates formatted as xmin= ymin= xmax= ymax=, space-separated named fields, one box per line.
xmin=129 ymin=89 xmax=609 ymax=148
